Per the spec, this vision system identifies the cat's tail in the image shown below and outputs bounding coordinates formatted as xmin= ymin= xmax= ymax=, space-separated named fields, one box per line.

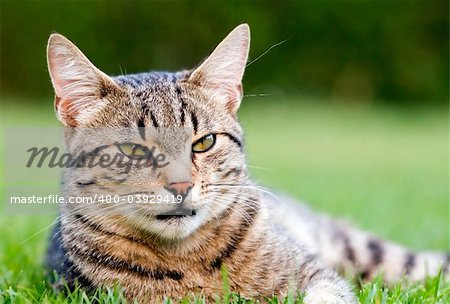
xmin=318 ymin=218 xmax=450 ymax=282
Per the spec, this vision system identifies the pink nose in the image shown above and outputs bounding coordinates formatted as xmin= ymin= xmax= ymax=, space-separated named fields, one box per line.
xmin=165 ymin=182 xmax=193 ymax=197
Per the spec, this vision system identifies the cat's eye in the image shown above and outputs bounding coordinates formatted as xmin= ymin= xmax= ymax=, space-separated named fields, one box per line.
xmin=117 ymin=143 xmax=148 ymax=159
xmin=192 ymin=134 xmax=216 ymax=153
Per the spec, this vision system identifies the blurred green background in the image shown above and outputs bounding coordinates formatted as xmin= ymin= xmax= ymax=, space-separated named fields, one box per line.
xmin=1 ymin=0 xmax=448 ymax=104
xmin=0 ymin=1 xmax=448 ymax=299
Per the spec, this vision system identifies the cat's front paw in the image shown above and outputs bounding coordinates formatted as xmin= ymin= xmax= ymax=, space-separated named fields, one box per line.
xmin=304 ymin=279 xmax=356 ymax=304
xmin=304 ymin=292 xmax=353 ymax=304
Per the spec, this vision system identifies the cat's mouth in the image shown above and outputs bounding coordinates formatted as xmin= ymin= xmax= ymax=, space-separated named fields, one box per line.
xmin=156 ymin=207 xmax=196 ymax=220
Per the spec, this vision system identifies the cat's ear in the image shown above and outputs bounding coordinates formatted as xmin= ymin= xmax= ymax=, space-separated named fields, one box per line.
xmin=47 ymin=33 xmax=121 ymax=127
xmin=189 ymin=24 xmax=250 ymax=115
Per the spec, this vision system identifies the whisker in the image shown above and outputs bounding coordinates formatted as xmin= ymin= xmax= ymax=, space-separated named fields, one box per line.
xmin=208 ymin=183 xmax=281 ymax=202
xmin=247 ymin=165 xmax=275 ymax=172
xmin=246 ymin=35 xmax=293 ymax=68
xmin=244 ymin=93 xmax=275 ymax=98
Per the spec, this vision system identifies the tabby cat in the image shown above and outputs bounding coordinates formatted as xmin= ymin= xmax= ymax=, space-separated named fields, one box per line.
xmin=46 ymin=24 xmax=448 ymax=303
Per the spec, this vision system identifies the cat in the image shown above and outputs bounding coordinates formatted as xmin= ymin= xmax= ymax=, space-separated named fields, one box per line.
xmin=45 ymin=24 xmax=448 ymax=303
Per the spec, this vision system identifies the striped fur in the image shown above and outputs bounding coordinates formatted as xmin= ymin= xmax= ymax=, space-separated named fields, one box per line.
xmin=46 ymin=25 xmax=448 ymax=304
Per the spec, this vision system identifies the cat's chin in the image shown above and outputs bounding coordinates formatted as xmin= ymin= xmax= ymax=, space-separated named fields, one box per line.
xmin=155 ymin=214 xmax=195 ymax=226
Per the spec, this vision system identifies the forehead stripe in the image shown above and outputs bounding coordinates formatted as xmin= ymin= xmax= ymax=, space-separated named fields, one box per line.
xmin=190 ymin=112 xmax=198 ymax=134
xmin=137 ymin=104 xmax=147 ymax=139
xmin=150 ymin=111 xmax=159 ymax=128
xmin=175 ymin=86 xmax=187 ymax=126
xmin=137 ymin=116 xmax=146 ymax=140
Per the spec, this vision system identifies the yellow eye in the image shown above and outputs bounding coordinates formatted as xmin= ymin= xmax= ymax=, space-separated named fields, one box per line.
xmin=117 ymin=143 xmax=148 ymax=159
xmin=192 ymin=134 xmax=216 ymax=153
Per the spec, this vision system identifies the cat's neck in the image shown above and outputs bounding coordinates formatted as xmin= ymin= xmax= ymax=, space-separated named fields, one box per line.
xmin=60 ymin=188 xmax=263 ymax=256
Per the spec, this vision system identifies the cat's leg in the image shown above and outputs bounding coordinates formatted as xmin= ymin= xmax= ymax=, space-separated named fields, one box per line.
xmin=46 ymin=219 xmax=95 ymax=291
xmin=303 ymin=276 xmax=355 ymax=304
xmin=316 ymin=217 xmax=450 ymax=282
xmin=298 ymin=257 xmax=357 ymax=304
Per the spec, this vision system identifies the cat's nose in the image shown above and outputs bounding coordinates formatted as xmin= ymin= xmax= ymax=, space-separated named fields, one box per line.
xmin=165 ymin=182 xmax=193 ymax=197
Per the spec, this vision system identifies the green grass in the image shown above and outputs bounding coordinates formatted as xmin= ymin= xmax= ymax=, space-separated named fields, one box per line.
xmin=0 ymin=97 xmax=448 ymax=303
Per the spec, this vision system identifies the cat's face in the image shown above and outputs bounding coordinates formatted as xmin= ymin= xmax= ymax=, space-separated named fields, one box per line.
xmin=47 ymin=25 xmax=251 ymax=240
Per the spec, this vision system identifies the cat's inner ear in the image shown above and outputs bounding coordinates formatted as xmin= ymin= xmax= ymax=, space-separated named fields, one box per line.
xmin=47 ymin=34 xmax=120 ymax=127
xmin=189 ymin=24 xmax=250 ymax=114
